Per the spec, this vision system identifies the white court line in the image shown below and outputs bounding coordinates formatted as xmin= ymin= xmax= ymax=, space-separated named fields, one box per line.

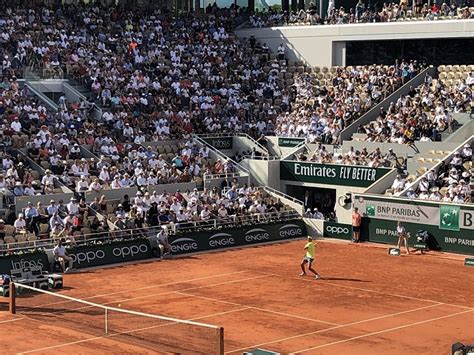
xmin=25 ymin=274 xmax=270 ymax=318
xmin=107 ymin=274 xmax=270 ymax=305
xmin=177 ymin=291 xmax=339 ymax=326
xmin=292 ymin=308 xmax=474 ymax=353
xmin=225 ymin=303 xmax=443 ymax=354
xmin=0 ymin=318 xmax=23 ymax=324
xmin=42 ymin=270 xmax=250 ymax=308
xmin=262 ymin=271 xmax=474 ymax=310
xmin=17 ymin=307 xmax=250 ymax=355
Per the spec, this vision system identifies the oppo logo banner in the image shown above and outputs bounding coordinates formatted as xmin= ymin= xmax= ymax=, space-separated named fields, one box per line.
xmin=323 ymin=222 xmax=353 ymax=240
xmin=112 ymin=244 xmax=149 ymax=258
xmin=208 ymin=233 xmax=235 ymax=248
xmin=68 ymin=240 xmax=153 ymax=268
xmin=245 ymin=228 xmax=270 ymax=242
xmin=279 ymin=224 xmax=304 ymax=238
xmin=326 ymin=226 xmax=350 ymax=234
xmin=70 ymin=250 xmax=106 ymax=265
xmin=170 ymin=238 xmax=199 ymax=253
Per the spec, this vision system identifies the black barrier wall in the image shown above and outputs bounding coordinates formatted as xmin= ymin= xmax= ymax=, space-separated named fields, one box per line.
xmin=67 ymin=238 xmax=154 ymax=269
xmin=0 ymin=220 xmax=308 ymax=274
xmin=0 ymin=251 xmax=50 ymax=275
xmin=168 ymin=220 xmax=308 ymax=255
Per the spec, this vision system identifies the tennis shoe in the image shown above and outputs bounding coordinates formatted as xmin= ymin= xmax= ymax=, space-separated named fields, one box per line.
xmin=299 ymin=272 xmax=306 ymax=276
xmin=315 ymin=273 xmax=320 ymax=280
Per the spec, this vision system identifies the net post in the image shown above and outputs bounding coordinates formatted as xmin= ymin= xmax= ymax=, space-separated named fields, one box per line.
xmin=9 ymin=282 xmax=16 ymax=314
xmin=218 ymin=327 xmax=224 ymax=355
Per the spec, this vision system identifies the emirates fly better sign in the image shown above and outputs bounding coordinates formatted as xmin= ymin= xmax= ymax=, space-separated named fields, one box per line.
xmin=280 ymin=161 xmax=391 ymax=187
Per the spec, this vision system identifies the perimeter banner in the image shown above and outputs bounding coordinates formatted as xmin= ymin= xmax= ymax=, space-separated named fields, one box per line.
xmin=323 ymin=222 xmax=353 ymax=240
xmin=168 ymin=220 xmax=308 ymax=255
xmin=0 ymin=251 xmax=50 ymax=275
xmin=202 ymin=137 xmax=233 ymax=150
xmin=280 ymin=161 xmax=391 ymax=187
xmin=278 ymin=137 xmax=305 ymax=147
xmin=67 ymin=238 xmax=154 ymax=269
xmin=353 ymin=194 xmax=474 ymax=254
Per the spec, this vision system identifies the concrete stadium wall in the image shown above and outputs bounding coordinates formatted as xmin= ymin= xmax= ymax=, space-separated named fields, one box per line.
xmin=240 ymin=159 xmax=268 ymax=186
xmin=445 ymin=120 xmax=474 ymax=143
xmin=233 ymin=136 xmax=269 ymax=157
xmin=364 ymin=169 xmax=399 ymax=195
xmin=84 ymin=182 xmax=197 ymax=203
xmin=235 ymin=20 xmax=474 ymax=67
xmin=303 ymin=217 xmax=324 ymax=237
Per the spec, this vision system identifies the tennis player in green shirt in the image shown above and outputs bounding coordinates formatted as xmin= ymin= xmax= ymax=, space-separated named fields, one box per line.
xmin=300 ymin=236 xmax=320 ymax=279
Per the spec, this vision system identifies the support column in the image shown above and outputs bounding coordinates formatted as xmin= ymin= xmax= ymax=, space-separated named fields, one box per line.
xmin=291 ymin=0 xmax=298 ymax=12
xmin=332 ymin=41 xmax=347 ymax=67
xmin=248 ymin=0 xmax=255 ymax=13
xmin=282 ymin=0 xmax=290 ymax=12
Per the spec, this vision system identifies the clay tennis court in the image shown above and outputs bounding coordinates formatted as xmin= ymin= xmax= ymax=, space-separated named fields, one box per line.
xmin=1 ymin=239 xmax=473 ymax=354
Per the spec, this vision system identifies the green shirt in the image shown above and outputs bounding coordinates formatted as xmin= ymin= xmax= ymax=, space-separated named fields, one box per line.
xmin=305 ymin=242 xmax=314 ymax=258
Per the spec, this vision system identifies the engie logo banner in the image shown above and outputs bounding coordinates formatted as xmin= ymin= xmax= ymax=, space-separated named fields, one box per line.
xmin=168 ymin=220 xmax=308 ymax=255
xmin=68 ymin=239 xmax=153 ymax=269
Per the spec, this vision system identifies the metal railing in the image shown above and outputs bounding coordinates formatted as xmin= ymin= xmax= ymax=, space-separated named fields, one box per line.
xmin=0 ymin=210 xmax=301 ymax=253
xmin=262 ymin=186 xmax=305 ymax=215
xmin=193 ymin=135 xmax=250 ymax=176
xmin=196 ymin=132 xmax=270 ymax=155
xmin=195 ymin=133 xmax=270 ymax=157
xmin=280 ymin=142 xmax=309 ymax=161
xmin=239 ymin=154 xmax=280 ymax=161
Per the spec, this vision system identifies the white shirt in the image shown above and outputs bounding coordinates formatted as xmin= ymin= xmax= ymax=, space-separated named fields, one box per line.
xmin=41 ymin=174 xmax=55 ymax=186
xmin=67 ymin=202 xmax=79 ymax=215
xmin=53 ymin=245 xmax=67 ymax=257
xmin=14 ymin=218 xmax=26 ymax=230
xmin=200 ymin=209 xmax=211 ymax=220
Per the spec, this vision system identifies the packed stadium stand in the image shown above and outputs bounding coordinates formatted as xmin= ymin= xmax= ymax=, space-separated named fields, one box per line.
xmin=0 ymin=0 xmax=470 ymax=248
xmin=0 ymin=0 xmax=473 ymax=354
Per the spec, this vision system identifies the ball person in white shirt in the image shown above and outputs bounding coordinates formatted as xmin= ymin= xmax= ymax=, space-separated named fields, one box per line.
xmin=53 ymin=239 xmax=74 ymax=273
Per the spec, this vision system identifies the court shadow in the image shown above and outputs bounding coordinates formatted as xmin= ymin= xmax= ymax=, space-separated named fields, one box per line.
xmin=321 ymin=277 xmax=370 ymax=282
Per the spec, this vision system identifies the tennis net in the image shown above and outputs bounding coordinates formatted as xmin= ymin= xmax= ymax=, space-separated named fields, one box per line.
xmin=10 ymin=282 xmax=224 ymax=354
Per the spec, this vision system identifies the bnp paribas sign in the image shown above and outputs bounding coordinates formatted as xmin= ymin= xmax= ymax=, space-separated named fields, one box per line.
xmin=280 ymin=161 xmax=391 ymax=187
xmin=356 ymin=196 xmax=472 ymax=232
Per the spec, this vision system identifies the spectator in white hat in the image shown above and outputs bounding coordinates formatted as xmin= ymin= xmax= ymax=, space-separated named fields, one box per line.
xmin=461 ymin=144 xmax=472 ymax=161
xmin=14 ymin=213 xmax=27 ymax=233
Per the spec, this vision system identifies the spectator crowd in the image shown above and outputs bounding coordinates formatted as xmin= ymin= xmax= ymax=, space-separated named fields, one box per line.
xmin=359 ymin=71 xmax=473 ymax=144
xmin=296 ymin=145 xmax=402 ymax=169
xmin=249 ymin=1 xmax=473 ymax=27
xmin=274 ymin=61 xmax=421 ymax=143
xmin=406 ymin=144 xmax=472 ymax=204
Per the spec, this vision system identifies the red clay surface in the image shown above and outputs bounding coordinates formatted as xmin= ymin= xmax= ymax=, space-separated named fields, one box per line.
xmin=0 ymin=239 xmax=473 ymax=354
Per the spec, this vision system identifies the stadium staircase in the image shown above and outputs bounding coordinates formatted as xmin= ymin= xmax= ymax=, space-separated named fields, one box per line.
xmin=442 ymin=113 xmax=474 ymax=142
